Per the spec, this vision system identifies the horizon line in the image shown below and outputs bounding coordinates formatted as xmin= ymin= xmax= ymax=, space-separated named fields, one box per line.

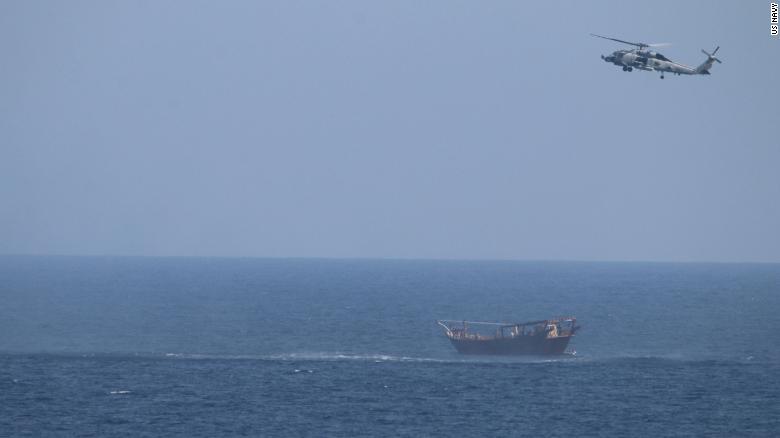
xmin=1 ymin=252 xmax=778 ymax=266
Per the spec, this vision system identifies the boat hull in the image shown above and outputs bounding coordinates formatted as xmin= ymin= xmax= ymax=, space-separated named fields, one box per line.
xmin=448 ymin=334 xmax=572 ymax=356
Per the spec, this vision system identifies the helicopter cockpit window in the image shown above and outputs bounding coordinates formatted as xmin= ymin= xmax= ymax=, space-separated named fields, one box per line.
xmin=655 ymin=53 xmax=669 ymax=61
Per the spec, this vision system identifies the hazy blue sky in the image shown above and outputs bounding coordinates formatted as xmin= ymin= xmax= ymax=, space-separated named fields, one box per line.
xmin=2 ymin=1 xmax=778 ymax=262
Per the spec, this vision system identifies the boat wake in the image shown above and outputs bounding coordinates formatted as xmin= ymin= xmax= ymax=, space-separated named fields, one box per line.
xmin=163 ymin=352 xmax=453 ymax=363
xmin=159 ymin=351 xmax=578 ymax=365
xmin=272 ymin=352 xmax=440 ymax=362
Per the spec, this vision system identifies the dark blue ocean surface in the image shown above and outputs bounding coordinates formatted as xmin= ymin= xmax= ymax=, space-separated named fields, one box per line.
xmin=1 ymin=256 xmax=779 ymax=436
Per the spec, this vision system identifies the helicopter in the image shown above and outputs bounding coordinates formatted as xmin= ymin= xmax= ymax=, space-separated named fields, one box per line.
xmin=591 ymin=34 xmax=721 ymax=79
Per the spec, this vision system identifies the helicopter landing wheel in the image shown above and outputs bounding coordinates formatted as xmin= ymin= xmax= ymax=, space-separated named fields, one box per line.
xmin=660 ymin=74 xmax=665 ymax=79
xmin=622 ymin=66 xmax=627 ymax=71
xmin=627 ymin=67 xmax=633 ymax=72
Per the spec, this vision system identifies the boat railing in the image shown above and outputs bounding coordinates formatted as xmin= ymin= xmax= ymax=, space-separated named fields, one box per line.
xmin=437 ymin=318 xmax=578 ymax=339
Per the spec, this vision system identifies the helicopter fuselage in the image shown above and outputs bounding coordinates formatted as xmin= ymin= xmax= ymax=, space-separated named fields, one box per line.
xmin=602 ymin=49 xmax=700 ymax=75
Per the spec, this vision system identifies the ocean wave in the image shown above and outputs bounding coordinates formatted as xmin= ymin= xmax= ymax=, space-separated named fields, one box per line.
xmin=3 ymin=351 xmax=770 ymax=366
xmin=554 ymin=352 xmax=773 ymax=366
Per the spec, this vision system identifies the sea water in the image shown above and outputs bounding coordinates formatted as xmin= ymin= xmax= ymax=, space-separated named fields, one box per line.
xmin=1 ymin=256 xmax=779 ymax=436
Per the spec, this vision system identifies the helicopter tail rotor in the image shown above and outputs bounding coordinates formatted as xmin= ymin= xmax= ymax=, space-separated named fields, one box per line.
xmin=701 ymin=46 xmax=722 ymax=64
xmin=695 ymin=46 xmax=722 ymax=74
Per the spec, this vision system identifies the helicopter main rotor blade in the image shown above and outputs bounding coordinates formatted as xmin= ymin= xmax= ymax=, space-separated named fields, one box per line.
xmin=590 ymin=33 xmax=647 ymax=48
xmin=590 ymin=34 xmax=671 ymax=50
